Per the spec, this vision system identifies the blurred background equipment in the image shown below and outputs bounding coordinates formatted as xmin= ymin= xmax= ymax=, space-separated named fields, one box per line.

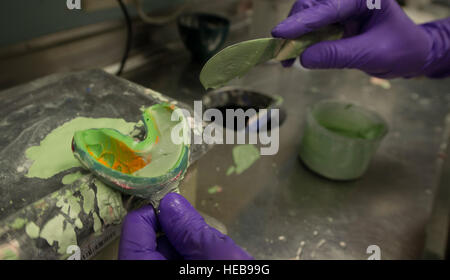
xmin=115 ymin=0 xmax=132 ymax=76
xmin=177 ymin=13 xmax=230 ymax=62
xmin=133 ymin=0 xmax=187 ymax=25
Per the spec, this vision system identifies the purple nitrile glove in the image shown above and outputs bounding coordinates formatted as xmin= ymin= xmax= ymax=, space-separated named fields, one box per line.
xmin=272 ymin=0 xmax=450 ymax=79
xmin=119 ymin=193 xmax=252 ymax=260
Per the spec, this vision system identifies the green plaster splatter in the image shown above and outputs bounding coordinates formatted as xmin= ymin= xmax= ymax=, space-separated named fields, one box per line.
xmin=227 ymin=145 xmax=260 ymax=175
xmin=25 ymin=222 xmax=40 ymax=239
xmin=208 ymin=185 xmax=222 ymax=194
xmin=226 ymin=166 xmax=235 ymax=176
xmin=56 ymin=196 xmax=69 ymax=216
xmin=93 ymin=213 xmax=102 ymax=236
xmin=51 ymin=191 xmax=60 ymax=199
xmin=25 ymin=117 xmax=135 ymax=179
xmin=55 ymin=190 xmax=83 ymax=229
xmin=39 ymin=214 xmax=77 ymax=255
xmin=80 ymin=182 xmax=96 ymax=214
xmin=94 ymin=179 xmax=126 ymax=225
xmin=62 ymin=171 xmax=83 ymax=185
xmin=67 ymin=196 xmax=81 ymax=222
xmin=274 ymin=95 xmax=284 ymax=106
xmin=11 ymin=218 xmax=27 ymax=230
xmin=74 ymin=218 xmax=83 ymax=229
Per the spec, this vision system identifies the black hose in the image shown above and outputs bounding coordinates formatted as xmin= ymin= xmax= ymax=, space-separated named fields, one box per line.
xmin=116 ymin=0 xmax=133 ymax=76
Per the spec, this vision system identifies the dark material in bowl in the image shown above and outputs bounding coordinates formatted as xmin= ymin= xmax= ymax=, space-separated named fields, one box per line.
xmin=177 ymin=13 xmax=230 ymax=62
xmin=202 ymin=86 xmax=286 ymax=132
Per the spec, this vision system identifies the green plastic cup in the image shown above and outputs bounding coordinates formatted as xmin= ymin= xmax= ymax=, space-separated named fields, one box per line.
xmin=299 ymin=100 xmax=388 ymax=180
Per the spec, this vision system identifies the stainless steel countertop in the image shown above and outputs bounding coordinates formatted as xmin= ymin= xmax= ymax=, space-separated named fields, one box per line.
xmin=124 ymin=44 xmax=450 ymax=259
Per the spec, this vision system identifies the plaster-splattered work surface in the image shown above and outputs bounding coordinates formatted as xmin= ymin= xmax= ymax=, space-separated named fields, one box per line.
xmin=0 ymin=69 xmax=211 ymax=259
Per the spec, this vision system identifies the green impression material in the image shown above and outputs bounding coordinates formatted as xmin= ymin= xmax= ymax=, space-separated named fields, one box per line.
xmin=72 ymin=103 xmax=190 ymax=198
xmin=200 ymin=26 xmax=342 ymax=89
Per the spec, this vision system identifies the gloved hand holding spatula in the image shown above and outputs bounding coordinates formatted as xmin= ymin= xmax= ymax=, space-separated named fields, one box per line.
xmin=119 ymin=193 xmax=252 ymax=260
xmin=272 ymin=0 xmax=450 ymax=79
xmin=199 ymin=0 xmax=449 ymax=89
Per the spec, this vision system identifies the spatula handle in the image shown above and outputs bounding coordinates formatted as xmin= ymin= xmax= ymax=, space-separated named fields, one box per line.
xmin=275 ymin=25 xmax=343 ymax=61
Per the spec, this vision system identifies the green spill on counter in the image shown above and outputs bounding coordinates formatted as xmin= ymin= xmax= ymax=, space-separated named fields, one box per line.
xmin=227 ymin=145 xmax=260 ymax=175
xmin=208 ymin=185 xmax=222 ymax=194
xmin=25 ymin=117 xmax=135 ymax=179
xmin=226 ymin=166 xmax=235 ymax=176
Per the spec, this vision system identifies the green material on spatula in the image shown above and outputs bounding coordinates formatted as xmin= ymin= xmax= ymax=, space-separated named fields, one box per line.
xmin=200 ymin=26 xmax=343 ymax=89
